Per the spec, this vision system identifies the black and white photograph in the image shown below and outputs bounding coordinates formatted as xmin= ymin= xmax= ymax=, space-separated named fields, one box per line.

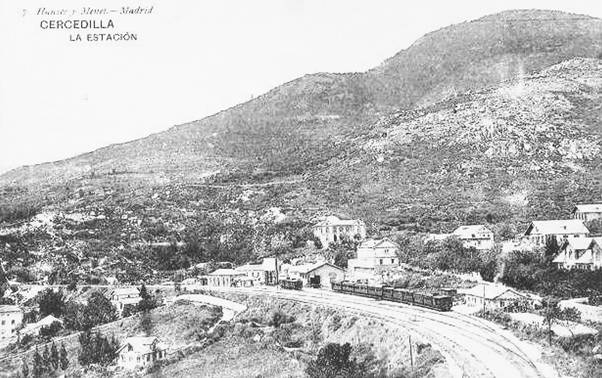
xmin=1 ymin=0 xmax=602 ymax=377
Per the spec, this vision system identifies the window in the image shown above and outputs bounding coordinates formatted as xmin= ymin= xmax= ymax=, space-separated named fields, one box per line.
xmin=391 ymin=259 xmax=395 ymax=264
xmin=379 ymin=259 xmax=383 ymax=265
xmin=11 ymin=320 xmax=14 ymax=324
xmin=1 ymin=321 xmax=4 ymax=326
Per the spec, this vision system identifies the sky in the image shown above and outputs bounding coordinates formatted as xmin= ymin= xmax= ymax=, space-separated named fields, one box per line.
xmin=0 ymin=0 xmax=601 ymax=175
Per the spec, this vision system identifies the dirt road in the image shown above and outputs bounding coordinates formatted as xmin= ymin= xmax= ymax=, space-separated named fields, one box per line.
xmin=206 ymin=286 xmax=558 ymax=378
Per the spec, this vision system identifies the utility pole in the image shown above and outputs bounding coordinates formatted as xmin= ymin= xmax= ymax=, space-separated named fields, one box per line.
xmin=483 ymin=284 xmax=486 ymax=313
xmin=409 ymin=335 xmax=414 ymax=371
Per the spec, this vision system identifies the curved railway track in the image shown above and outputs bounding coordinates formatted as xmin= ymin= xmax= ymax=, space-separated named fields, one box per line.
xmin=210 ymin=286 xmax=557 ymax=378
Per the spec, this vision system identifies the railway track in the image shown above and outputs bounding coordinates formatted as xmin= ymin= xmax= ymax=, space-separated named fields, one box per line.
xmin=208 ymin=286 xmax=557 ymax=378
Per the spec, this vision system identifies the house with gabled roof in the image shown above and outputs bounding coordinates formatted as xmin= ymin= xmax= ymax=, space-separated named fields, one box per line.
xmin=426 ymin=225 xmax=494 ymax=250
xmin=116 ymin=336 xmax=167 ymax=369
xmin=235 ymin=258 xmax=280 ymax=286
xmin=523 ymin=219 xmax=590 ymax=247
xmin=460 ymin=285 xmax=529 ymax=310
xmin=108 ymin=287 xmax=140 ymax=317
xmin=553 ymin=237 xmax=602 ymax=270
xmin=572 ymin=204 xmax=602 ymax=222
xmin=207 ymin=269 xmax=245 ymax=287
xmin=452 ymin=225 xmax=494 ymax=250
xmin=284 ymin=262 xmax=345 ymax=289
xmin=348 ymin=238 xmax=399 ymax=280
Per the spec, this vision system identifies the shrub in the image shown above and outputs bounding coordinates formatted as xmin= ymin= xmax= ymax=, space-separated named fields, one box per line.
xmin=39 ymin=321 xmax=63 ymax=338
xmin=270 ymin=310 xmax=295 ymax=328
xmin=77 ymin=331 xmax=119 ymax=366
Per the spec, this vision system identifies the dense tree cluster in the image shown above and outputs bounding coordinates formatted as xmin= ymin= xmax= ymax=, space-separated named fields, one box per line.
xmin=77 ymin=331 xmax=119 ymax=366
xmin=22 ymin=343 xmax=68 ymax=378
xmin=63 ymin=291 xmax=117 ymax=331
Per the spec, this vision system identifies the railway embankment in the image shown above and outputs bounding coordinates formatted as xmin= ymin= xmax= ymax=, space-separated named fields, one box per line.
xmin=196 ymin=289 xmax=452 ymax=377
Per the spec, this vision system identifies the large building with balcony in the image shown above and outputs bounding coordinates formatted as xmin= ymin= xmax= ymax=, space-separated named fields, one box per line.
xmin=312 ymin=216 xmax=366 ymax=248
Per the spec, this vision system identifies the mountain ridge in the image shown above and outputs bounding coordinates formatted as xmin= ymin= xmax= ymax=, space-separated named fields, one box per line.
xmin=1 ymin=9 xmax=602 ymax=205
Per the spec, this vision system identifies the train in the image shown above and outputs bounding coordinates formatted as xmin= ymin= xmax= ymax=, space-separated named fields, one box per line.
xmin=331 ymin=281 xmax=453 ymax=311
xmin=279 ymin=278 xmax=303 ymax=290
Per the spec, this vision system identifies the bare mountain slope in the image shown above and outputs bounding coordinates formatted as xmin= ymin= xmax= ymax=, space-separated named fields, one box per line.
xmin=1 ymin=9 xmax=602 ymax=190
xmin=308 ymin=58 xmax=602 ymax=229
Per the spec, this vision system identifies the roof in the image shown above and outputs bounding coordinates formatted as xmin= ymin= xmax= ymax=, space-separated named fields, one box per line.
xmin=111 ymin=287 xmax=139 ymax=296
xmin=313 ymin=216 xmax=364 ymax=228
xmin=289 ymin=262 xmax=345 ymax=274
xmin=0 ymin=305 xmax=21 ymax=314
xmin=235 ymin=258 xmax=277 ymax=272
xmin=358 ymin=238 xmax=399 ymax=249
xmin=561 ymin=237 xmax=594 ymax=251
xmin=453 ymin=225 xmax=492 ymax=238
xmin=575 ymin=250 xmax=594 ymax=265
xmin=525 ymin=220 xmax=589 ymax=236
xmin=21 ymin=315 xmax=63 ymax=334
xmin=210 ymin=268 xmax=245 ymax=276
xmin=573 ymin=204 xmax=602 ymax=213
xmin=117 ymin=336 xmax=162 ymax=355
xmin=462 ymin=285 xmax=527 ymax=300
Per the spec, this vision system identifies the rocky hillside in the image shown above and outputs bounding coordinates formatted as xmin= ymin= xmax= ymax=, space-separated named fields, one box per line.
xmin=1 ymin=9 xmax=601 ymax=190
xmin=309 ymin=58 xmax=602 ymax=230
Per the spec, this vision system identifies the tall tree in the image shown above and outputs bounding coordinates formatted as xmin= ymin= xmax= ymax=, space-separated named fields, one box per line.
xmin=37 ymin=289 xmax=65 ymax=318
xmin=541 ymin=297 xmax=581 ymax=345
xmin=21 ymin=358 xmax=29 ymax=378
xmin=32 ymin=348 xmax=43 ymax=378
xmin=50 ymin=342 xmax=59 ymax=370
xmin=59 ymin=343 xmax=69 ymax=370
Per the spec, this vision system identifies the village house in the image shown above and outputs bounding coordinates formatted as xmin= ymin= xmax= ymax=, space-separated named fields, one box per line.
xmin=116 ymin=336 xmax=166 ymax=370
xmin=452 ymin=225 xmax=495 ymax=250
xmin=572 ymin=204 xmax=602 ymax=222
xmin=109 ymin=287 xmax=141 ymax=317
xmin=461 ymin=285 xmax=529 ymax=311
xmin=235 ymin=258 xmax=280 ymax=286
xmin=553 ymin=237 xmax=602 ymax=271
xmin=207 ymin=269 xmax=245 ymax=287
xmin=312 ymin=216 xmax=366 ymax=248
xmin=283 ymin=262 xmax=345 ymax=289
xmin=426 ymin=225 xmax=494 ymax=250
xmin=348 ymin=238 xmax=400 ymax=280
xmin=523 ymin=219 xmax=590 ymax=247
xmin=0 ymin=305 xmax=23 ymax=340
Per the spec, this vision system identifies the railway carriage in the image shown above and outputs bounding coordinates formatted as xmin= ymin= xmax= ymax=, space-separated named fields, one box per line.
xmin=279 ymin=278 xmax=303 ymax=290
xmin=330 ymin=281 xmax=453 ymax=312
xmin=367 ymin=285 xmax=383 ymax=298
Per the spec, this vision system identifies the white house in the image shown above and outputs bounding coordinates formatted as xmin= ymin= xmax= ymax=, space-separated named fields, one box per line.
xmin=572 ymin=204 xmax=602 ymax=222
xmin=348 ymin=238 xmax=399 ymax=280
xmin=285 ymin=262 xmax=345 ymax=289
xmin=426 ymin=225 xmax=494 ymax=250
xmin=312 ymin=216 xmax=366 ymax=248
xmin=207 ymin=269 xmax=245 ymax=287
xmin=553 ymin=237 xmax=602 ymax=271
xmin=452 ymin=225 xmax=495 ymax=250
xmin=109 ymin=287 xmax=141 ymax=317
xmin=523 ymin=219 xmax=590 ymax=247
xmin=116 ymin=336 xmax=166 ymax=369
xmin=235 ymin=258 xmax=280 ymax=286
xmin=0 ymin=305 xmax=23 ymax=340
xmin=461 ymin=285 xmax=529 ymax=310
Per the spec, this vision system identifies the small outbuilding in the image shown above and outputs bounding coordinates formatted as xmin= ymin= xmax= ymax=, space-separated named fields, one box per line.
xmin=207 ymin=269 xmax=245 ymax=287
xmin=461 ymin=285 xmax=529 ymax=311
xmin=286 ymin=262 xmax=345 ymax=289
